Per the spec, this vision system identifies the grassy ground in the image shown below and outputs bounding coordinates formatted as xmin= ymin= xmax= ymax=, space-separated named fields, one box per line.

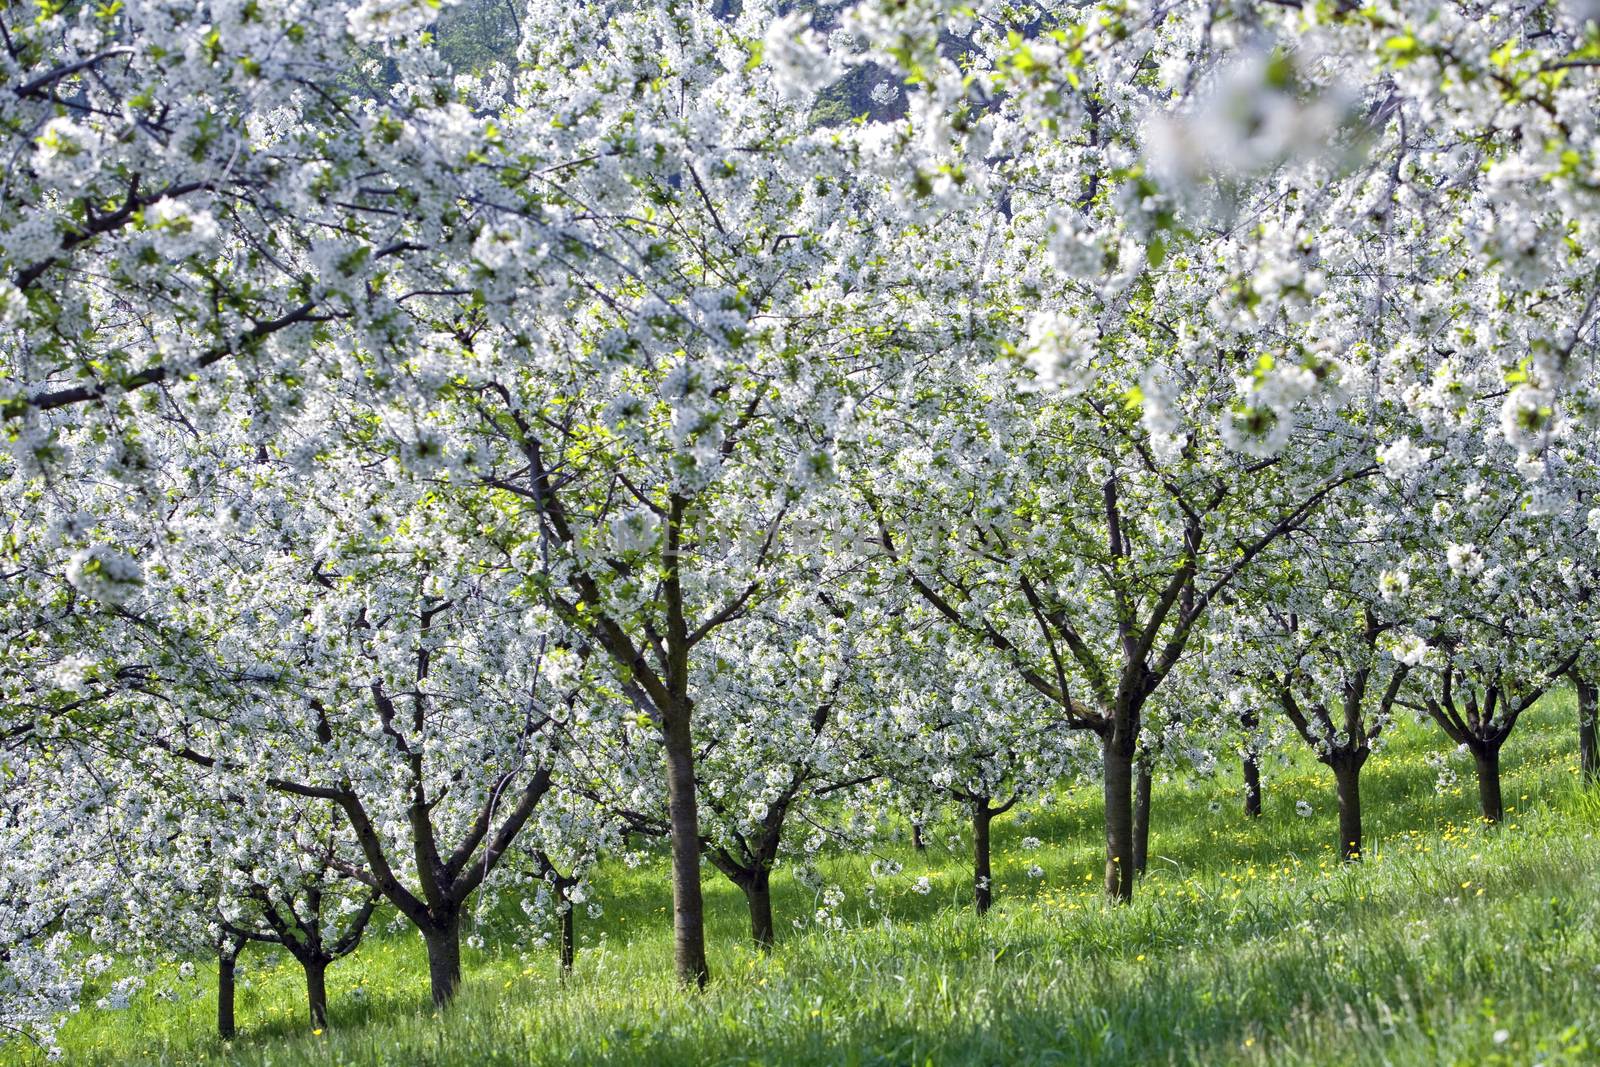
xmin=15 ymin=695 xmax=1599 ymax=1067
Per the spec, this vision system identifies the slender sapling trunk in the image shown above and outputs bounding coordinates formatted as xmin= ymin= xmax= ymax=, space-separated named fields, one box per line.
xmin=1575 ymin=674 xmax=1599 ymax=786
xmin=1133 ymin=759 xmax=1152 ymax=876
xmin=745 ymin=868 xmax=775 ymax=950
xmin=1243 ymin=751 xmax=1262 ymax=818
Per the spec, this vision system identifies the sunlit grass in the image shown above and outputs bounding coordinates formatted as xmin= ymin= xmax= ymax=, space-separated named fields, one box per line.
xmin=14 ymin=694 xmax=1598 ymax=1066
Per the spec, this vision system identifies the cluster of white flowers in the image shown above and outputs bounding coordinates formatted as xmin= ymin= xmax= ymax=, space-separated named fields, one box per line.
xmin=1022 ymin=311 xmax=1099 ymax=395
xmin=144 ymin=199 xmax=221 ymax=261
xmin=32 ymin=117 xmax=97 ymax=183
xmin=347 ymin=0 xmax=453 ymax=44
xmin=763 ymin=13 xmax=843 ymax=100
xmin=64 ymin=546 xmax=142 ymax=606
xmin=1445 ymin=544 xmax=1485 ymax=580
xmin=1377 ymin=438 xmax=1434 ymax=481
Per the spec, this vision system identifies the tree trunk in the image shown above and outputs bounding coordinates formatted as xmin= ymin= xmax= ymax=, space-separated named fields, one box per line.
xmin=217 ymin=945 xmax=239 ymax=1040
xmin=1576 ymin=675 xmax=1598 ymax=786
xmin=1132 ymin=759 xmax=1152 ymax=876
xmin=1243 ymin=750 xmax=1262 ymax=818
xmin=1332 ymin=757 xmax=1363 ymax=862
xmin=911 ymin=821 xmax=926 ymax=852
xmin=971 ymin=799 xmax=993 ymax=915
xmin=744 ymin=868 xmax=776 ymax=951
xmin=1102 ymin=734 xmax=1136 ymax=903
xmin=422 ymin=917 xmax=462 ymax=1007
xmin=662 ymin=707 xmax=710 ymax=987
xmin=1473 ymin=744 xmax=1504 ymax=824
xmin=559 ymin=897 xmax=576 ymax=974
xmin=303 ymin=957 xmax=329 ymax=1030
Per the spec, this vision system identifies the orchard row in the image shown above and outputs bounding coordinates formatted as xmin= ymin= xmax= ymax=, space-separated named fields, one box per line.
xmin=4 ymin=0 xmax=1599 ymax=1058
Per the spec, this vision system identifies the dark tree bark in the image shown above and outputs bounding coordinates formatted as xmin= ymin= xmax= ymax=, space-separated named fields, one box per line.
xmin=702 ymin=860 xmax=779 ymax=954
xmin=971 ymin=798 xmax=993 ymax=915
xmin=1422 ymin=684 xmax=1508 ymax=824
xmin=303 ymin=957 xmax=329 ymax=1030
xmin=512 ymin=428 xmax=785 ymax=988
xmin=313 ymin=725 xmax=552 ymax=1009
xmin=745 ymin=868 xmax=775 ymax=949
xmin=559 ymin=897 xmax=576 ymax=974
xmin=1473 ymin=743 xmax=1505 ymax=824
xmin=698 ymin=691 xmax=846 ymax=956
xmin=217 ymin=938 xmax=242 ymax=1040
xmin=911 ymin=821 xmax=926 ymax=852
xmin=1574 ymin=672 xmax=1599 ymax=786
xmin=1241 ymin=708 xmax=1262 ymax=818
xmin=1243 ymin=752 xmax=1262 ymax=818
xmin=952 ymin=792 xmax=1017 ymax=913
xmin=662 ymin=704 xmax=710 ymax=987
xmin=1102 ymin=730 xmax=1136 ymax=902
xmin=1331 ymin=754 xmax=1365 ymax=862
xmin=422 ymin=916 xmax=462 ymax=1006
xmin=502 ymin=408 xmax=778 ymax=990
xmin=165 ymin=485 xmax=562 ymax=1011
xmin=1132 ymin=758 xmax=1152 ymax=876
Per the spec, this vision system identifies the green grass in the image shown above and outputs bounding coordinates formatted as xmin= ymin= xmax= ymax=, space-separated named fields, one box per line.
xmin=17 ymin=696 xmax=1600 ymax=1067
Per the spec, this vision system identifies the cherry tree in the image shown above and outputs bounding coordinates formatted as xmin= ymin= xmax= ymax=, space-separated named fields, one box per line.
xmin=323 ymin=0 xmax=896 ymax=986
xmin=585 ymin=581 xmax=881 ymax=950
xmin=22 ymin=408 xmax=591 ymax=1008
xmin=5 ymin=1 xmax=1600 ymax=1044
xmin=690 ymin=586 xmax=881 ymax=949
xmin=855 ymin=335 xmax=1372 ymax=903
xmin=845 ymin=0 xmax=1600 ymax=456
xmin=856 ymin=611 xmax=1086 ymax=914
xmin=0 ymin=761 xmax=104 ymax=1059
xmin=201 ymin=807 xmax=379 ymax=1032
xmin=1214 ymin=507 xmax=1413 ymax=860
xmin=1381 ymin=433 xmax=1594 ymax=823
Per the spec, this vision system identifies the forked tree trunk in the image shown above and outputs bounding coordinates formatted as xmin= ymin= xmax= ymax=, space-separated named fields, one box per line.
xmin=1576 ymin=675 xmax=1599 ymax=786
xmin=1243 ymin=751 xmax=1262 ymax=818
xmin=1102 ymin=732 xmax=1136 ymax=902
xmin=217 ymin=943 xmax=240 ymax=1040
xmin=422 ymin=916 xmax=462 ymax=1007
xmin=1473 ymin=743 xmax=1505 ymax=824
xmin=971 ymin=799 xmax=993 ymax=915
xmin=745 ymin=868 xmax=775 ymax=951
xmin=1331 ymin=757 xmax=1364 ymax=862
xmin=1132 ymin=760 xmax=1152 ymax=876
xmin=303 ymin=957 xmax=329 ymax=1030
xmin=662 ymin=706 xmax=710 ymax=987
